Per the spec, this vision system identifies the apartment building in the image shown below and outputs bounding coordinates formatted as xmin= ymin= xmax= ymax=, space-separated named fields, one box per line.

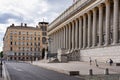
xmin=3 ymin=22 xmax=48 ymax=61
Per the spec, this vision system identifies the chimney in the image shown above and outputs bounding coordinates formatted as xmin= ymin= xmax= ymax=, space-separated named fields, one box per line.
xmin=21 ymin=23 xmax=23 ymax=27
xmin=11 ymin=24 xmax=14 ymax=27
xmin=36 ymin=25 xmax=38 ymax=28
xmin=24 ymin=23 xmax=27 ymax=27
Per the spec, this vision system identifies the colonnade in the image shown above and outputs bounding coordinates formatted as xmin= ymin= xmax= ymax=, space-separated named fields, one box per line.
xmin=49 ymin=0 xmax=120 ymax=53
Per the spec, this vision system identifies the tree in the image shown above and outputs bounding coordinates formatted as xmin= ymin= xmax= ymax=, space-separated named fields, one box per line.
xmin=0 ymin=51 xmax=3 ymax=58
xmin=42 ymin=48 xmax=45 ymax=59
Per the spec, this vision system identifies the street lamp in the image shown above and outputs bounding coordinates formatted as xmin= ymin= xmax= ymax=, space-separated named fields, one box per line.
xmin=48 ymin=37 xmax=53 ymax=54
xmin=44 ymin=37 xmax=53 ymax=60
xmin=30 ymin=53 xmax=33 ymax=63
xmin=44 ymin=42 xmax=48 ymax=60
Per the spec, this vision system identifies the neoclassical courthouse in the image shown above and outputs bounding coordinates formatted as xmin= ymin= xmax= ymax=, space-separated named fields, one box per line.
xmin=48 ymin=0 xmax=120 ymax=62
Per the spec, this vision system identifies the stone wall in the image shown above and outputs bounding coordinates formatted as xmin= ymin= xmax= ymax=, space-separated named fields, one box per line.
xmin=80 ymin=45 xmax=120 ymax=62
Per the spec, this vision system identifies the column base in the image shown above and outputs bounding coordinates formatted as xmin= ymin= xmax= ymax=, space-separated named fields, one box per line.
xmin=97 ymin=43 xmax=103 ymax=47
xmin=111 ymin=42 xmax=117 ymax=45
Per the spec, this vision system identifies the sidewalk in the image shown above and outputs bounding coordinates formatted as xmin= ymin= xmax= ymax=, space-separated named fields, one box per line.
xmin=0 ymin=78 xmax=3 ymax=80
xmin=32 ymin=61 xmax=120 ymax=75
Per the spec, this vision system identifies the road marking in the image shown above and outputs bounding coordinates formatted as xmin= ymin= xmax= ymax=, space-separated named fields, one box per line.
xmin=13 ymin=67 xmax=23 ymax=71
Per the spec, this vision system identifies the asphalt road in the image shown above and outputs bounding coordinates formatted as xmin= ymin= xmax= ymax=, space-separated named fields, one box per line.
xmin=5 ymin=61 xmax=84 ymax=80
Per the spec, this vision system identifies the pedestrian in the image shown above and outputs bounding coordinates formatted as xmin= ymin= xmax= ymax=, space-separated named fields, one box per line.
xmin=109 ymin=59 xmax=113 ymax=66
xmin=95 ymin=59 xmax=99 ymax=67
xmin=89 ymin=57 xmax=92 ymax=65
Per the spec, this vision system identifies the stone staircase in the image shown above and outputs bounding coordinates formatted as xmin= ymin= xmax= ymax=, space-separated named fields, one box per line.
xmin=52 ymin=49 xmax=81 ymax=62
xmin=67 ymin=50 xmax=80 ymax=61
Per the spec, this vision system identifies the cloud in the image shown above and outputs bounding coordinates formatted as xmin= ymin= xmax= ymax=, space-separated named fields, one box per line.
xmin=0 ymin=13 xmax=24 ymax=24
xmin=0 ymin=0 xmax=73 ymax=51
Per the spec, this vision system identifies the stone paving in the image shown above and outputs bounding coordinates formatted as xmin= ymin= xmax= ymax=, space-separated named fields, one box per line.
xmin=32 ymin=61 xmax=120 ymax=76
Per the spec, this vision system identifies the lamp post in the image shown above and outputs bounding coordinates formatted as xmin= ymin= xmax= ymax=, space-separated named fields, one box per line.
xmin=44 ymin=37 xmax=53 ymax=60
xmin=44 ymin=42 xmax=48 ymax=60
xmin=48 ymin=37 xmax=53 ymax=58
xmin=30 ymin=53 xmax=33 ymax=63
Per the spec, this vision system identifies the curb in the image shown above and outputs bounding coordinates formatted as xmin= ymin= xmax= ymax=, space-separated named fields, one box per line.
xmin=2 ymin=62 xmax=11 ymax=80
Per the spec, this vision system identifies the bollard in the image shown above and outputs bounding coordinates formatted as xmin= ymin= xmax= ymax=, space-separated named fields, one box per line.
xmin=89 ymin=69 xmax=93 ymax=76
xmin=105 ymin=68 xmax=109 ymax=75
xmin=0 ymin=61 xmax=2 ymax=77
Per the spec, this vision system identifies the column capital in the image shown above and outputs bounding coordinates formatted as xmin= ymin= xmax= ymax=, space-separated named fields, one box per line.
xmin=92 ymin=7 xmax=97 ymax=13
xmin=79 ymin=16 xmax=82 ymax=21
xmin=72 ymin=21 xmax=75 ymax=25
xmin=105 ymin=0 xmax=110 ymax=5
xmin=98 ymin=3 xmax=104 ymax=9
xmin=84 ymin=13 xmax=87 ymax=16
xmin=113 ymin=0 xmax=119 ymax=3
xmin=87 ymin=11 xmax=92 ymax=17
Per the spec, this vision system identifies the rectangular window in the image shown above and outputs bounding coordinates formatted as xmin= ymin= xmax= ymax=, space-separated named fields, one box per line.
xmin=19 ymin=47 xmax=21 ymax=50
xmin=31 ymin=48 xmax=32 ymax=51
xmin=38 ymin=37 xmax=40 ymax=40
xmin=23 ymin=47 xmax=24 ymax=51
xmin=10 ymin=47 xmax=12 ymax=51
xmin=34 ymin=48 xmax=36 ymax=51
xmin=14 ymin=53 xmax=17 ymax=56
xmin=19 ymin=32 xmax=21 ymax=35
xmin=14 ymin=42 xmax=16 ymax=45
xmin=27 ymin=32 xmax=28 ymax=35
xmin=31 ymin=43 xmax=32 ymax=46
xmin=42 ymin=32 xmax=47 ymax=36
xmin=38 ymin=48 xmax=40 ymax=51
xmin=19 ymin=53 xmax=21 ymax=56
xmin=38 ymin=42 xmax=40 ymax=46
xmin=10 ymin=36 xmax=12 ymax=40
xmin=34 ymin=37 xmax=36 ymax=40
xmin=10 ymin=42 xmax=12 ymax=45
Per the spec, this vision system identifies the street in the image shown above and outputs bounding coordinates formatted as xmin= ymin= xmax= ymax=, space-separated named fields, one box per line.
xmin=5 ymin=61 xmax=84 ymax=80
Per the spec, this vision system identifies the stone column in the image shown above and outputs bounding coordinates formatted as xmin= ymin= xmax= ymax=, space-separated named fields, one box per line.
xmin=60 ymin=29 xmax=62 ymax=48
xmin=98 ymin=4 xmax=104 ymax=46
xmin=105 ymin=0 xmax=110 ymax=46
xmin=62 ymin=28 xmax=64 ymax=48
xmin=50 ymin=33 xmax=54 ymax=53
xmin=57 ymin=31 xmax=59 ymax=52
xmin=58 ymin=31 xmax=60 ymax=49
xmin=75 ymin=19 xmax=78 ymax=49
xmin=56 ymin=32 xmax=58 ymax=53
xmin=72 ymin=21 xmax=75 ymax=50
xmin=87 ymin=12 xmax=92 ymax=47
xmin=55 ymin=32 xmax=56 ymax=53
xmin=83 ymin=15 xmax=87 ymax=48
xmin=63 ymin=27 xmax=66 ymax=48
xmin=51 ymin=35 xmax=52 ymax=53
xmin=113 ymin=0 xmax=119 ymax=44
xmin=66 ymin=25 xmax=68 ymax=50
xmin=92 ymin=8 xmax=97 ymax=47
xmin=69 ymin=23 xmax=71 ymax=50
xmin=60 ymin=30 xmax=61 ymax=48
xmin=58 ymin=31 xmax=59 ymax=49
xmin=61 ymin=29 xmax=62 ymax=48
xmin=79 ymin=17 xmax=82 ymax=49
xmin=67 ymin=24 xmax=69 ymax=50
xmin=65 ymin=25 xmax=67 ymax=49
xmin=53 ymin=33 xmax=55 ymax=53
xmin=55 ymin=33 xmax=57 ymax=53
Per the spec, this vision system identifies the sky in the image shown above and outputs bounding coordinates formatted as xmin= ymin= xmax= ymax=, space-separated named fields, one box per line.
xmin=0 ymin=0 xmax=73 ymax=52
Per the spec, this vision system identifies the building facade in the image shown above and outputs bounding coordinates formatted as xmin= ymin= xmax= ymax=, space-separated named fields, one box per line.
xmin=3 ymin=22 xmax=48 ymax=61
xmin=48 ymin=0 xmax=120 ymax=62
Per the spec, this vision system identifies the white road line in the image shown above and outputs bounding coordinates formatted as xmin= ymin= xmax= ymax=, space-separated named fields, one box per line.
xmin=13 ymin=67 xmax=23 ymax=71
